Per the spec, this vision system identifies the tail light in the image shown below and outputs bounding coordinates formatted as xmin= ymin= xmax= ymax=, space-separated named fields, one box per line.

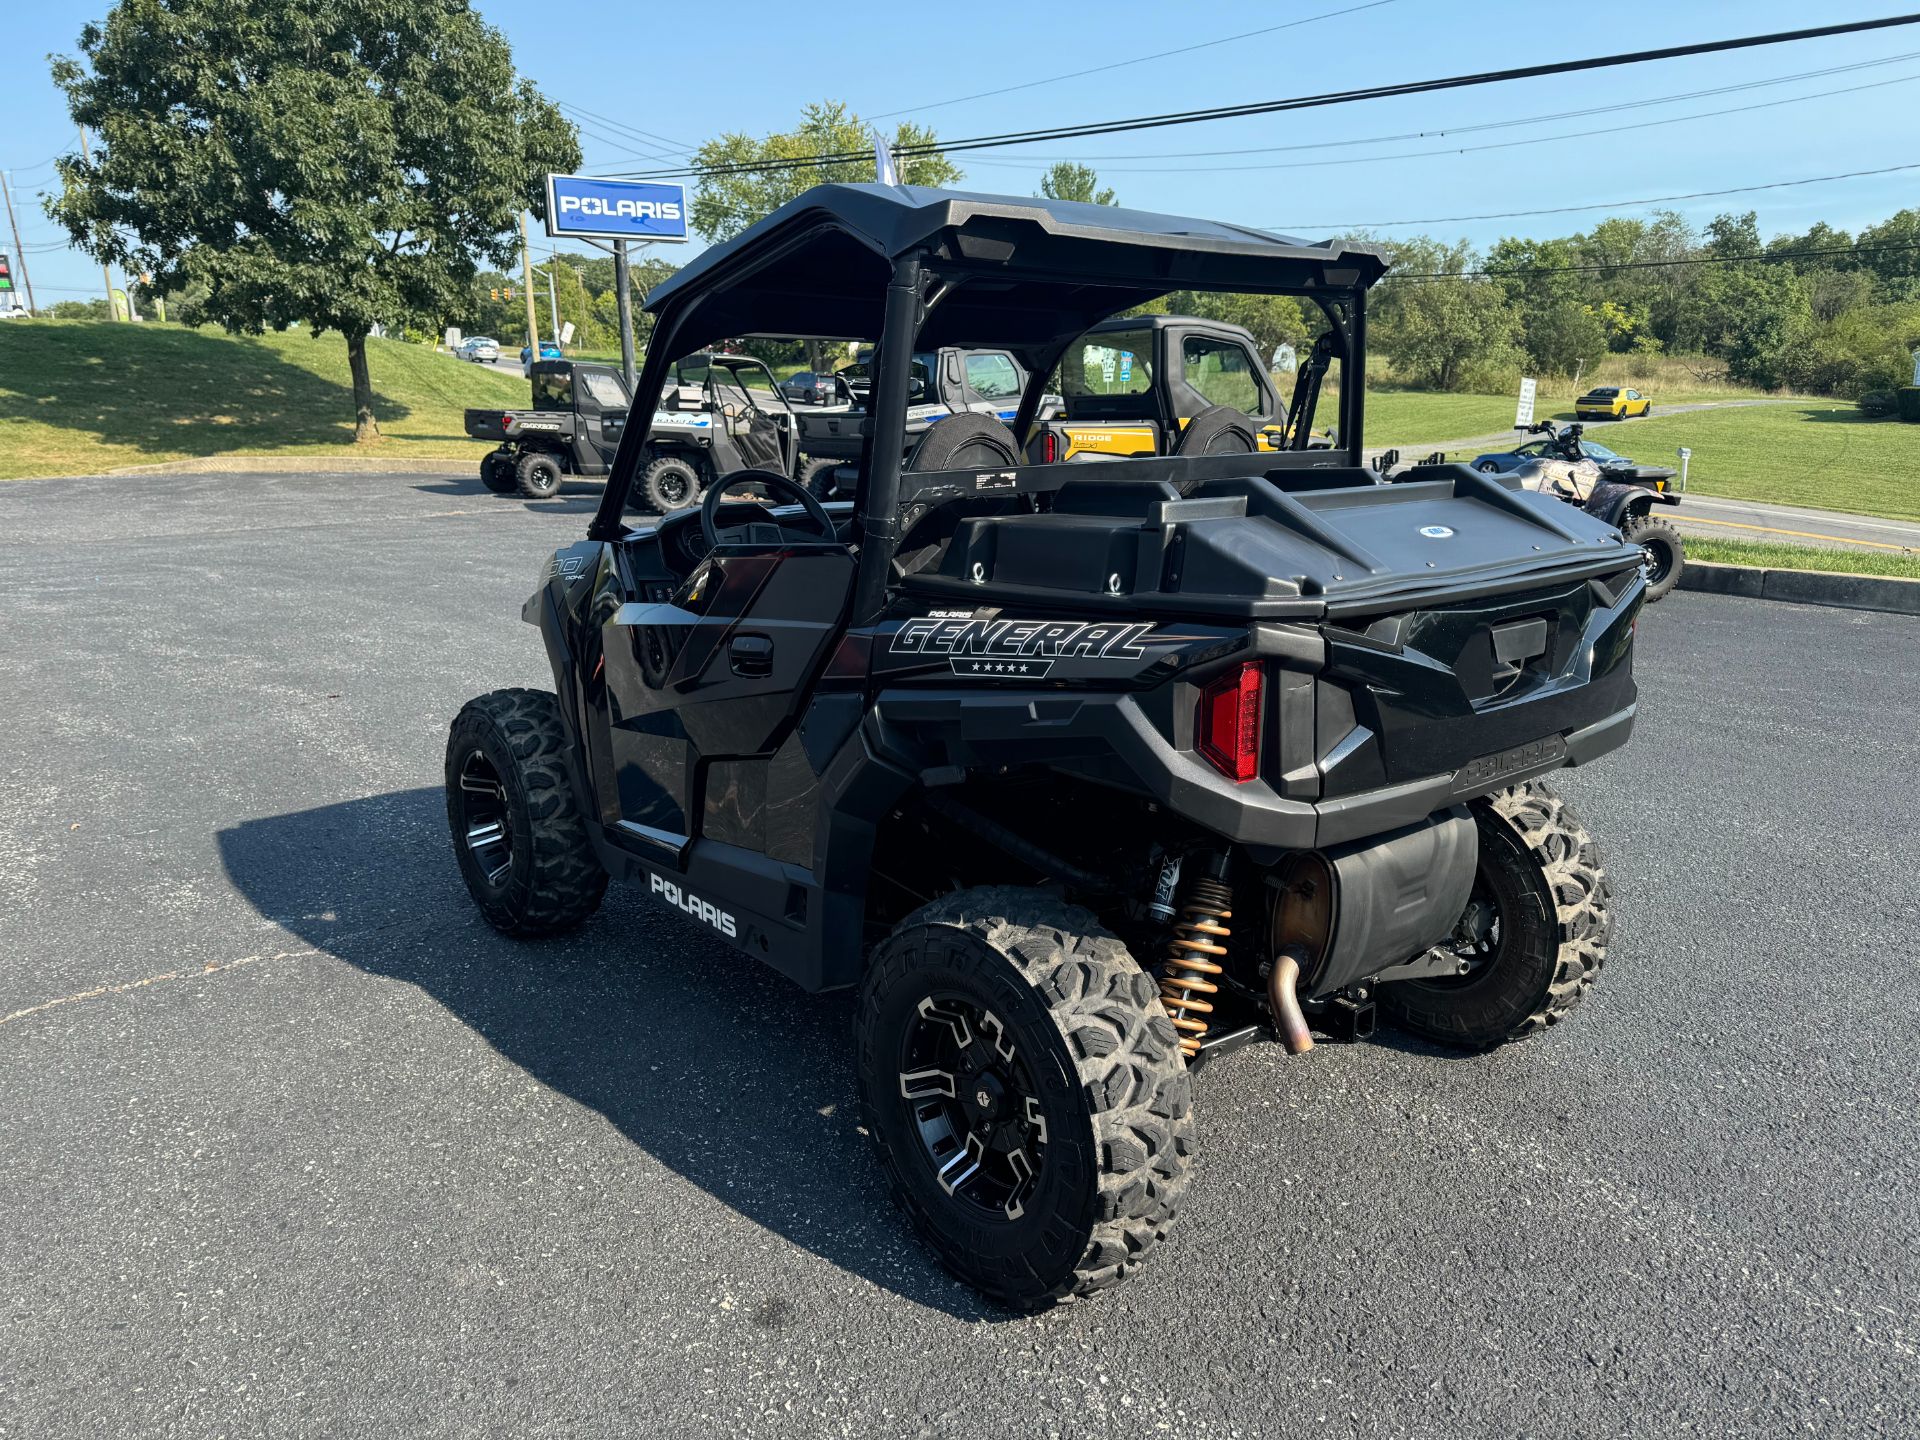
xmin=1197 ymin=662 xmax=1264 ymax=783
xmin=1040 ymin=428 xmax=1061 ymax=463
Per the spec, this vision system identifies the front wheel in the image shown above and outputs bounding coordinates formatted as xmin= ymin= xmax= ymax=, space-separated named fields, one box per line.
xmin=797 ymin=455 xmax=843 ymax=500
xmin=856 ymin=887 xmax=1192 ymax=1310
xmin=1625 ymin=513 xmax=1684 ymax=602
xmin=445 ymin=688 xmax=607 ymax=935
xmin=637 ymin=455 xmax=702 ymax=514
xmin=1380 ymin=781 xmax=1612 ymax=1049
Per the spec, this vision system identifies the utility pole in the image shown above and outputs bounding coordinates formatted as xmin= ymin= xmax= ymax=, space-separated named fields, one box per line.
xmin=613 ymin=239 xmax=637 ymax=390
xmin=77 ymin=127 xmax=118 ymax=317
xmin=518 ymin=211 xmax=540 ymax=355
xmin=1 ymin=171 xmax=36 ymax=315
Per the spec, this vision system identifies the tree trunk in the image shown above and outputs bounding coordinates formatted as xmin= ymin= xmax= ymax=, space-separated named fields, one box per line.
xmin=346 ymin=330 xmax=380 ymax=443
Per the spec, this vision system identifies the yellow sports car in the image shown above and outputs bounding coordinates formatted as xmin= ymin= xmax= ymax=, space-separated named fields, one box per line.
xmin=1575 ymin=385 xmax=1652 ymax=421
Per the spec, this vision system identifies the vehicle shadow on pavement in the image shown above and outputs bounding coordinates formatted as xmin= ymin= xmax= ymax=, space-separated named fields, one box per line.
xmin=217 ymin=786 xmax=1003 ymax=1321
xmin=411 ymin=477 xmax=605 ymax=516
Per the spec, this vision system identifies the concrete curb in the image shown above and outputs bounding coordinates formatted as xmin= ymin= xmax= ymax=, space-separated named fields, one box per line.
xmin=100 ymin=455 xmax=472 ymax=477
xmin=1678 ymin=560 xmax=1920 ymax=616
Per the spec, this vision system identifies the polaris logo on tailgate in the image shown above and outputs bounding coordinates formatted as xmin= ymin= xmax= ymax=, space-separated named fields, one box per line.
xmin=650 ymin=873 xmax=737 ymax=937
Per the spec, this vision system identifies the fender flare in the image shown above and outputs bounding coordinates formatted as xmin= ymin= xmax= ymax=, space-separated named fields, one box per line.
xmin=1586 ymin=482 xmax=1679 ymax=529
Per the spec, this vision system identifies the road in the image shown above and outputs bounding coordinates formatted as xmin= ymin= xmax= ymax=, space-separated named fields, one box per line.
xmin=3 ymin=468 xmax=1915 ymax=1439
xmin=1669 ymin=494 xmax=1920 ymax=554
xmin=1378 ymin=398 xmax=1920 ymax=555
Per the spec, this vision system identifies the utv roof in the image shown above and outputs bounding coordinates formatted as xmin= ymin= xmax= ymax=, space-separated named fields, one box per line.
xmin=642 ymin=184 xmax=1389 ymax=353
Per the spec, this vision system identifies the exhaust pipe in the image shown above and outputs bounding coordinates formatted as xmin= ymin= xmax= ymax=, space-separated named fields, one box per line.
xmin=1266 ymin=946 xmax=1315 ymax=1055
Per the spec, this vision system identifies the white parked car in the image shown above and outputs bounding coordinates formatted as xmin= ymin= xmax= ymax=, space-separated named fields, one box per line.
xmin=459 ymin=336 xmax=500 ymax=363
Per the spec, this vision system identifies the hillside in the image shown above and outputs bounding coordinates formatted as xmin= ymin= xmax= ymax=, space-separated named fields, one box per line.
xmin=0 ymin=320 xmax=528 ymax=480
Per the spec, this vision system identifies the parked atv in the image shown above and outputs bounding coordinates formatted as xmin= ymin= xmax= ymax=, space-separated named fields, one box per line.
xmin=1473 ymin=420 xmax=1685 ymax=601
xmin=466 ymin=353 xmax=800 ymax=512
xmin=444 ymin=185 xmax=1644 ymax=1310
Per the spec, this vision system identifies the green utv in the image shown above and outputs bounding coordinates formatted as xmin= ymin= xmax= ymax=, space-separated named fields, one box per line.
xmin=444 ymin=186 xmax=1642 ymax=1309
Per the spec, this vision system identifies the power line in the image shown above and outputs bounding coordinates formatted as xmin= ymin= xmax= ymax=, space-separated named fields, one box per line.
xmin=555 ymin=103 xmax=692 ymax=161
xmin=946 ymin=50 xmax=1920 ymax=164
xmin=1382 ymin=240 xmax=1920 ymax=281
xmin=608 ymin=15 xmax=1920 ymax=180
xmin=864 ymin=0 xmax=1404 ymax=121
xmin=962 ymin=63 xmax=1920 ymax=174
xmin=1286 ymin=160 xmax=1920 ymax=229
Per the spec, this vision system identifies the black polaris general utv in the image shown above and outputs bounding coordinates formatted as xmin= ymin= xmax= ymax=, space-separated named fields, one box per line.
xmin=445 ymin=186 xmax=1643 ymax=1309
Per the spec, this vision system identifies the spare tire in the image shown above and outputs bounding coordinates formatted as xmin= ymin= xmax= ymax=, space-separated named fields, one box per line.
xmin=1172 ymin=405 xmax=1259 ymax=457
xmin=904 ymin=412 xmax=1020 ymax=472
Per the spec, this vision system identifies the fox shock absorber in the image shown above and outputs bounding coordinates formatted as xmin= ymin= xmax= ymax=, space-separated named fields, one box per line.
xmin=1155 ymin=851 xmax=1233 ymax=1058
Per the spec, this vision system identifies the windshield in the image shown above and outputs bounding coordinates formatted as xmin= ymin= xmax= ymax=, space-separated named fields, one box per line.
xmin=1581 ymin=441 xmax=1623 ymax=462
xmin=1059 ymin=327 xmax=1153 ymax=398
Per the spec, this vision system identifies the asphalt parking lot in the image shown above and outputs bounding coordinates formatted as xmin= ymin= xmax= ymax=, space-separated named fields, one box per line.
xmin=2 ymin=467 xmax=1916 ymax=1439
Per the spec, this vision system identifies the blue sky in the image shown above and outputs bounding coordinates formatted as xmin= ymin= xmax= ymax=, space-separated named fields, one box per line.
xmin=4 ymin=0 xmax=1917 ymax=303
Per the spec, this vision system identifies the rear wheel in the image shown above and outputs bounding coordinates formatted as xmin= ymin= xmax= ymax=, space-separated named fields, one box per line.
xmin=514 ymin=450 xmax=563 ymax=500
xmin=1380 ymin=781 xmax=1612 ymax=1049
xmin=1625 ymin=513 xmax=1684 ymax=602
xmin=445 ymin=688 xmax=607 ymax=935
xmin=856 ymin=887 xmax=1192 ymax=1310
xmin=480 ymin=449 xmax=516 ymax=493
xmin=638 ymin=455 xmax=702 ymax=513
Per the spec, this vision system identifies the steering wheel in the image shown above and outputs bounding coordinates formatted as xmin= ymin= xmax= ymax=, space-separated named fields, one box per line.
xmin=699 ymin=468 xmax=838 ymax=552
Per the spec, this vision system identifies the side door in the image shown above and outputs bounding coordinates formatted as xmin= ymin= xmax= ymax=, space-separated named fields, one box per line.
xmin=601 ymin=531 xmax=855 ymax=856
xmin=959 ymin=350 xmax=1026 ymax=424
xmin=569 ymin=366 xmax=631 ymax=474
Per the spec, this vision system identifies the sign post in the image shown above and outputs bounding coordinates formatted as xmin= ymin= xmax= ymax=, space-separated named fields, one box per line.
xmin=1514 ymin=376 xmax=1538 ymax=429
xmin=1676 ymin=446 xmax=1692 ymax=493
xmin=613 ymin=241 xmax=638 ymax=390
xmin=543 ymin=175 xmax=690 ymax=391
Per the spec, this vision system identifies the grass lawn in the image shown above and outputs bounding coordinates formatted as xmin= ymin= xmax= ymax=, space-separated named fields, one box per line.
xmin=1685 ymin=536 xmax=1920 ymax=580
xmin=1603 ymin=404 xmax=1919 ymax=523
xmin=0 ymin=319 xmax=530 ymax=480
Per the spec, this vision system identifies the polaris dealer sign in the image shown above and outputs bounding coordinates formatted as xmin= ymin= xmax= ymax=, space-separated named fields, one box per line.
xmin=544 ymin=174 xmax=689 ymax=243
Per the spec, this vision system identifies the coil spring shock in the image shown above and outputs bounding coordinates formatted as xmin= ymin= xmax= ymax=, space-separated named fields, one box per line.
xmin=1157 ymin=853 xmax=1233 ymax=1058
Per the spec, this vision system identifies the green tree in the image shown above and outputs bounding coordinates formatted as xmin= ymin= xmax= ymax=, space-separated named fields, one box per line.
xmin=690 ymin=101 xmax=961 ymax=243
xmin=1038 ymin=161 xmax=1116 ymax=206
xmin=1694 ymin=263 xmax=1812 ymax=389
xmin=47 ymin=0 xmax=579 ymax=441
xmin=1371 ymin=238 xmax=1523 ymax=390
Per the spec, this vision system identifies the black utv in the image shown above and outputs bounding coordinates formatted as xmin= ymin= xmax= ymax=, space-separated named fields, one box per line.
xmin=444 ymin=186 xmax=1643 ymax=1310
xmin=466 ymin=353 xmax=799 ymax=512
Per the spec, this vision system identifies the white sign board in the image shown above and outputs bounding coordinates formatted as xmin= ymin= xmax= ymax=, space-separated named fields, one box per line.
xmin=1514 ymin=376 xmax=1538 ymax=428
xmin=560 ymin=320 xmax=576 ymax=346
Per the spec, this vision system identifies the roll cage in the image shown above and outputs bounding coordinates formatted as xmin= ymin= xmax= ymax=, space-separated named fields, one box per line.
xmin=589 ymin=184 xmax=1389 ymax=624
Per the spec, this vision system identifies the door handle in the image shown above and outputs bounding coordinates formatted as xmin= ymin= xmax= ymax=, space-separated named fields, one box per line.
xmin=729 ymin=633 xmax=774 ymax=677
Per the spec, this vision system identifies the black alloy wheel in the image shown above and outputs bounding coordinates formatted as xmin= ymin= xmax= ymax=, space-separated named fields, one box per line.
xmin=898 ymin=994 xmax=1051 ymax=1223
xmin=456 ymin=747 xmax=513 ymax=888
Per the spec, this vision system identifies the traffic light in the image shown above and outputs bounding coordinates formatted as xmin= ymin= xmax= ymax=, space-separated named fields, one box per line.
xmin=505 ymin=287 xmax=515 ymax=301
xmin=490 ymin=287 xmax=499 ymax=301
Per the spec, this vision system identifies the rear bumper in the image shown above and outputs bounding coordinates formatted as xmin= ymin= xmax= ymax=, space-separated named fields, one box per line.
xmin=870 ymin=687 xmax=1634 ymax=855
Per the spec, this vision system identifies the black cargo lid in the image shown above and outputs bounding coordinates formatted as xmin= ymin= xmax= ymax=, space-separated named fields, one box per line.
xmin=920 ymin=464 xmax=1643 ymax=619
